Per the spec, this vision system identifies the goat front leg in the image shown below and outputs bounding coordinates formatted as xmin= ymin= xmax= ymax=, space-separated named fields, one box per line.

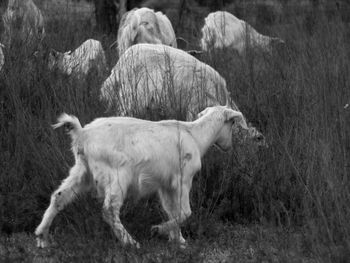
xmin=153 ymin=184 xmax=192 ymax=248
xmin=35 ymin=162 xmax=89 ymax=248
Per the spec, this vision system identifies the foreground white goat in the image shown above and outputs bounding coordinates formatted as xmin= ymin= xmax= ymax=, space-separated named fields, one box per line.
xmin=0 ymin=43 xmax=4 ymax=72
xmin=2 ymin=0 xmax=45 ymax=55
xmin=48 ymin=39 xmax=107 ymax=79
xmin=35 ymin=105 xmax=243 ymax=248
xmin=200 ymin=11 xmax=284 ymax=55
xmin=116 ymin=7 xmax=177 ymax=56
xmin=100 ymin=43 xmax=265 ymax=144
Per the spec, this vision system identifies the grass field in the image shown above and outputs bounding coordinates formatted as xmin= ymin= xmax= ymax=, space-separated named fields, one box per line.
xmin=1 ymin=1 xmax=350 ymax=262
xmin=2 ymin=223 xmax=323 ymax=263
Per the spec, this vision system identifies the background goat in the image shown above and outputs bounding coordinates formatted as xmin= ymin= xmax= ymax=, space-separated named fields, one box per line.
xmin=116 ymin=7 xmax=177 ymax=57
xmin=48 ymin=39 xmax=107 ymax=79
xmin=35 ymin=105 xmax=244 ymax=248
xmin=200 ymin=11 xmax=284 ymax=55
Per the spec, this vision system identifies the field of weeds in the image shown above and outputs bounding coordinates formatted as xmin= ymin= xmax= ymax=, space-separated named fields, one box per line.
xmin=0 ymin=1 xmax=349 ymax=262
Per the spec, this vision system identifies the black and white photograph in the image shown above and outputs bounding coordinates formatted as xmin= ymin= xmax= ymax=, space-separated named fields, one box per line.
xmin=0 ymin=0 xmax=349 ymax=262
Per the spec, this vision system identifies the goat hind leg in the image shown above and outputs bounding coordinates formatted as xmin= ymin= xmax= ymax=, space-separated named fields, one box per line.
xmin=35 ymin=162 xmax=88 ymax=248
xmin=102 ymin=169 xmax=140 ymax=248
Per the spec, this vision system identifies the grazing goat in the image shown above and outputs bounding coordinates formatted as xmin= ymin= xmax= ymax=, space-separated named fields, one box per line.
xmin=2 ymin=0 xmax=45 ymax=55
xmin=0 ymin=43 xmax=4 ymax=72
xmin=100 ymin=43 xmax=266 ymax=145
xmin=116 ymin=7 xmax=177 ymax=56
xmin=35 ymin=105 xmax=244 ymax=248
xmin=48 ymin=39 xmax=107 ymax=79
xmin=200 ymin=11 xmax=284 ymax=55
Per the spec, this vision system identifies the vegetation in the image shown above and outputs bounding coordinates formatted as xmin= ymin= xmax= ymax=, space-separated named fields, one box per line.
xmin=0 ymin=1 xmax=349 ymax=262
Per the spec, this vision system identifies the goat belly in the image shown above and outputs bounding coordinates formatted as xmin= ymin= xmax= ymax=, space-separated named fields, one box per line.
xmin=136 ymin=172 xmax=161 ymax=196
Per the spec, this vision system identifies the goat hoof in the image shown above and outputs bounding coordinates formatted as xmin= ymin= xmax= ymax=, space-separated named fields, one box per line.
xmin=36 ymin=236 xmax=49 ymax=248
xmin=179 ymin=242 xmax=187 ymax=249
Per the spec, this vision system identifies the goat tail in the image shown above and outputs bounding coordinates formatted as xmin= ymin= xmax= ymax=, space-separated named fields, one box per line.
xmin=52 ymin=113 xmax=82 ymax=138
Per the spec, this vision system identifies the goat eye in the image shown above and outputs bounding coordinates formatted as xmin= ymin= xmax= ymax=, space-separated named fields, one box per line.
xmin=227 ymin=118 xmax=235 ymax=125
xmin=64 ymin=123 xmax=73 ymax=132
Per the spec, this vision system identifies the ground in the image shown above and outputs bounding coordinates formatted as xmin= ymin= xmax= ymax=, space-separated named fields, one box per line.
xmin=0 ymin=223 xmax=318 ymax=263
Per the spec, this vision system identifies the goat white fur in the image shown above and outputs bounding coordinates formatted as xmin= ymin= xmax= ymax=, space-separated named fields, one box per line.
xmin=35 ymin=105 xmax=243 ymax=248
xmin=116 ymin=7 xmax=177 ymax=56
xmin=200 ymin=11 xmax=284 ymax=55
xmin=48 ymin=39 xmax=107 ymax=79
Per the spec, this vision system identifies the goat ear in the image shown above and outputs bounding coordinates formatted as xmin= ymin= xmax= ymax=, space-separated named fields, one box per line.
xmin=225 ymin=109 xmax=243 ymax=123
xmin=50 ymin=49 xmax=61 ymax=58
xmin=49 ymin=49 xmax=56 ymax=56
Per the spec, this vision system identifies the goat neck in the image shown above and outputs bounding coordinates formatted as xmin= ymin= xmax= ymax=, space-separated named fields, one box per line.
xmin=189 ymin=111 xmax=225 ymax=157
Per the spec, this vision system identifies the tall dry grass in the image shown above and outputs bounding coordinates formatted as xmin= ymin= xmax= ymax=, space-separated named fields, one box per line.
xmin=0 ymin=3 xmax=349 ymax=261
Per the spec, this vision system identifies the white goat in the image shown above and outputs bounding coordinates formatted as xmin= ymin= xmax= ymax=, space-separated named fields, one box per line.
xmin=100 ymin=43 xmax=265 ymax=145
xmin=2 ymin=0 xmax=45 ymax=55
xmin=0 ymin=43 xmax=4 ymax=72
xmin=35 ymin=105 xmax=244 ymax=248
xmin=200 ymin=11 xmax=284 ymax=55
xmin=116 ymin=7 xmax=177 ymax=56
xmin=102 ymin=43 xmax=231 ymax=119
xmin=48 ymin=39 xmax=107 ymax=79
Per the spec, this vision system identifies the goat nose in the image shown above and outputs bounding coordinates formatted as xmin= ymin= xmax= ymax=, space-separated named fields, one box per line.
xmin=256 ymin=134 xmax=269 ymax=148
xmin=255 ymin=134 xmax=264 ymax=141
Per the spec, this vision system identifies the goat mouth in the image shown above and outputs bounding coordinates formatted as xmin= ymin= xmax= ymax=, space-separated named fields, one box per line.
xmin=256 ymin=139 xmax=269 ymax=148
